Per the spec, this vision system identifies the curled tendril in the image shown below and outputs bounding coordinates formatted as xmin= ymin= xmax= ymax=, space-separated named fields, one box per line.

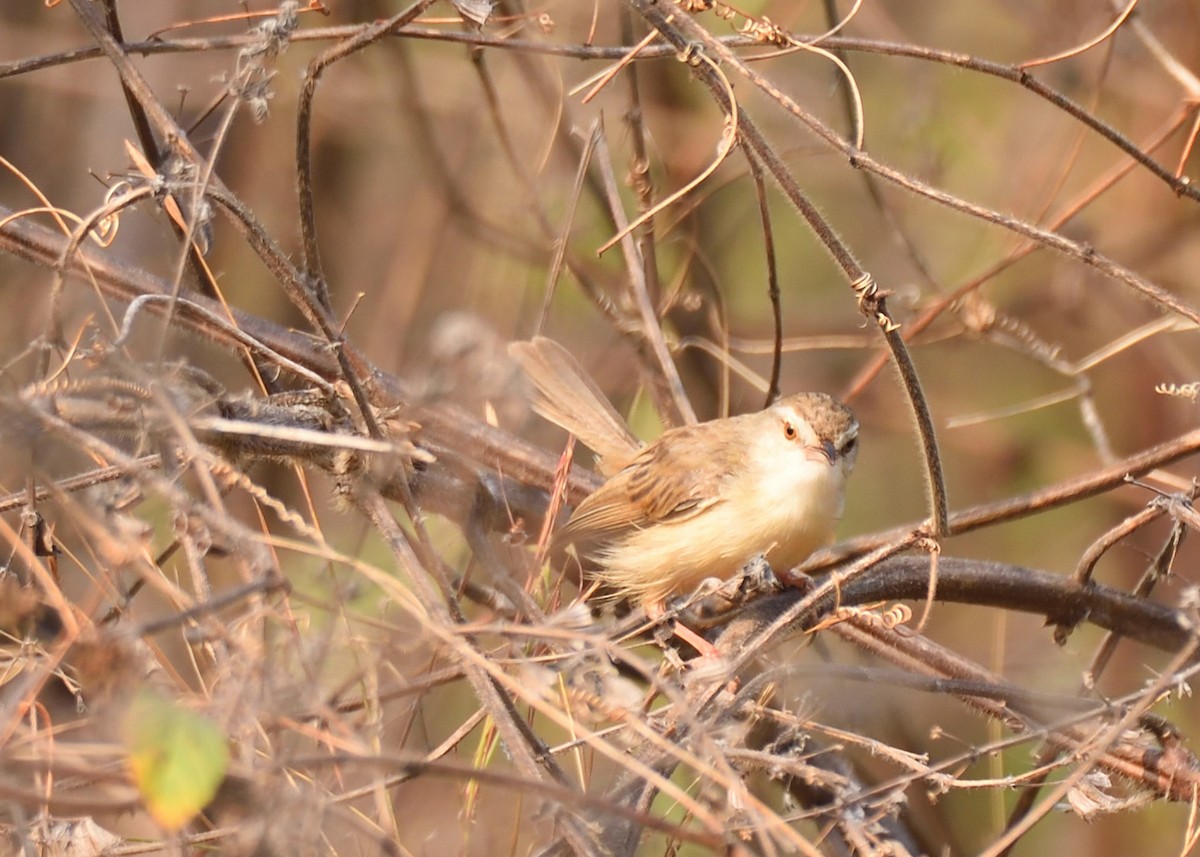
xmin=678 ymin=41 xmax=707 ymax=67
xmin=1156 ymin=382 xmax=1200 ymax=401
xmin=851 ymin=273 xmax=902 ymax=333
xmin=739 ymin=15 xmax=790 ymax=47
xmin=810 ymin=602 xmax=914 ymax=633
xmin=851 ymin=272 xmax=878 ymax=307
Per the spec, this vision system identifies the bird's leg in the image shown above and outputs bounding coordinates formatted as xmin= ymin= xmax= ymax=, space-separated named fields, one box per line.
xmin=732 ymin=553 xmax=781 ymax=602
xmin=645 ymin=599 xmax=721 ymax=660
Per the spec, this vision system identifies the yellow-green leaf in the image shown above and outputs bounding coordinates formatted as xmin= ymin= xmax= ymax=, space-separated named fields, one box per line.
xmin=122 ymin=689 xmax=229 ymax=831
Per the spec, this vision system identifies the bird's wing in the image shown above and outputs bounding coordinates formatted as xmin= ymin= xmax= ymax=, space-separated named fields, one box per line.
xmin=558 ymin=423 xmax=737 ymax=544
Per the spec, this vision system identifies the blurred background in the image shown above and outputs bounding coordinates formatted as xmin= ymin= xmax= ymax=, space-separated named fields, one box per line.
xmin=2 ymin=1 xmax=1200 ymax=855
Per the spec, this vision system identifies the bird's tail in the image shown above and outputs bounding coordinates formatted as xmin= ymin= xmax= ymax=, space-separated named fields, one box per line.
xmin=508 ymin=337 xmax=639 ymax=474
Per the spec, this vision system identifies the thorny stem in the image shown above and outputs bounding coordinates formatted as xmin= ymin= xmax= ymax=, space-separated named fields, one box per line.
xmin=295 ymin=0 xmax=438 ymax=312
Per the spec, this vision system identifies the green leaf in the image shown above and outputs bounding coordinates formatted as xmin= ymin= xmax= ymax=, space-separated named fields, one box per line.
xmin=122 ymin=689 xmax=229 ymax=831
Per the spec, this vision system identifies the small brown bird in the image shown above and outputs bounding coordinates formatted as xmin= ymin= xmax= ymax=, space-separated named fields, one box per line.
xmin=510 ymin=338 xmax=858 ymax=611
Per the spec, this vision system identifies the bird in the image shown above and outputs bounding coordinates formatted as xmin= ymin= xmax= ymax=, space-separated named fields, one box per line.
xmin=510 ymin=338 xmax=858 ymax=617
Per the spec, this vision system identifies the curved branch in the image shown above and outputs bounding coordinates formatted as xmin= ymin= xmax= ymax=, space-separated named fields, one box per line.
xmin=816 ymin=427 xmax=1200 ymax=567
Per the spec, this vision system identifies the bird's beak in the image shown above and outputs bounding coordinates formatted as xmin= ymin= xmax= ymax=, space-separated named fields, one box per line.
xmin=805 ymin=441 xmax=836 ymax=464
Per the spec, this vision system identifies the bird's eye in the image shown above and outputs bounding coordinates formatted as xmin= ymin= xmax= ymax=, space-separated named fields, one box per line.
xmin=842 ymin=436 xmax=858 ymax=455
xmin=783 ymin=422 xmax=798 ymax=440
